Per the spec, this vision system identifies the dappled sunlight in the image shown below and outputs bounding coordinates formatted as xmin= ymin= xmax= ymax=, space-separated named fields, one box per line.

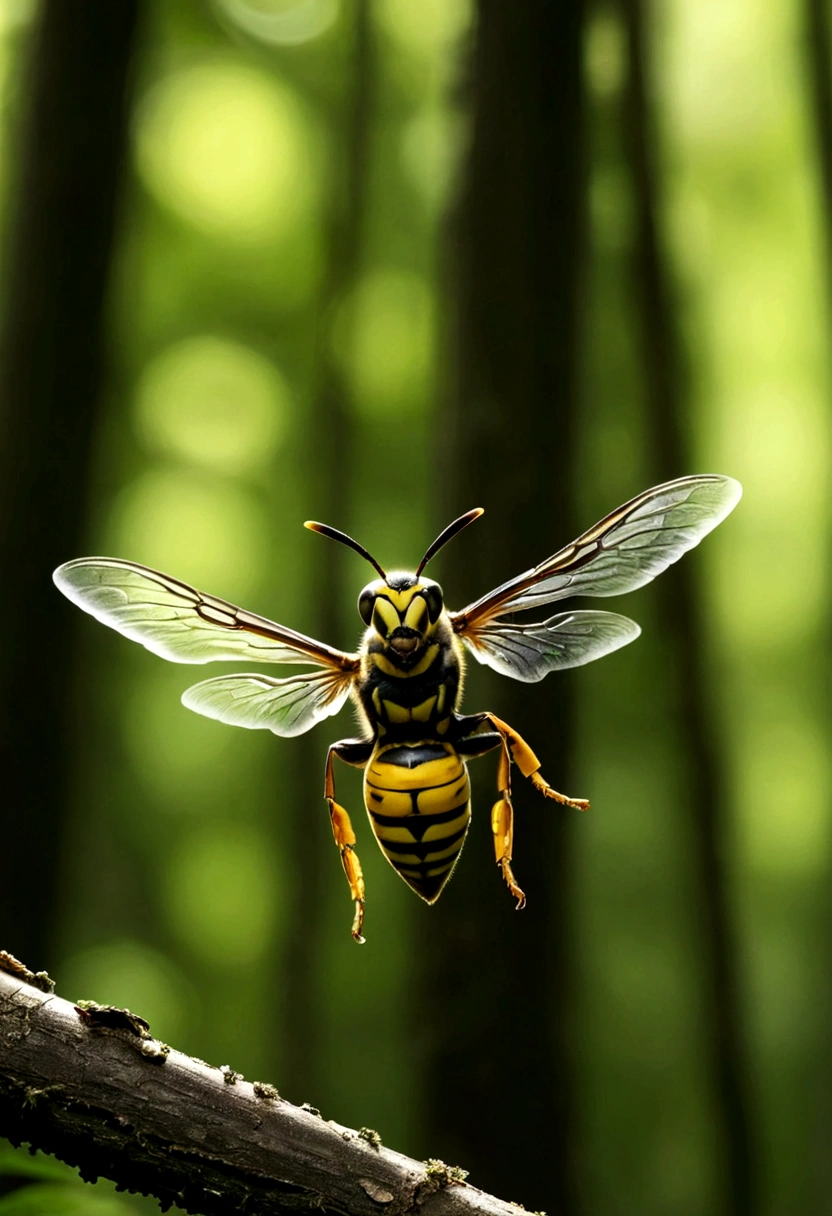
xmin=105 ymin=466 xmax=268 ymax=599
xmin=719 ymin=388 xmax=828 ymax=520
xmin=400 ymin=106 xmax=460 ymax=210
xmin=333 ymin=270 xmax=435 ymax=417
xmin=712 ymin=391 xmax=828 ymax=651
xmin=3 ymin=0 xmax=829 ymax=1210
xmin=134 ymin=334 xmax=290 ymax=474
xmin=162 ymin=825 xmax=282 ymax=966
xmin=60 ymin=939 xmax=196 ymax=1047
xmin=0 ymin=4 xmax=35 ymax=209
xmin=121 ymin=664 xmax=261 ymax=808
xmin=0 ymin=0 xmax=33 ymax=40
xmin=710 ymin=526 xmax=827 ymax=655
xmin=663 ymin=0 xmax=792 ymax=146
xmin=584 ymin=6 xmax=626 ymax=100
xmin=135 ymin=60 xmax=319 ymax=242
xmin=376 ymin=0 xmax=470 ymax=54
xmin=736 ymin=717 xmax=830 ymax=875
xmin=213 ymin=0 xmax=339 ymax=46
xmin=590 ymin=163 xmax=634 ymax=253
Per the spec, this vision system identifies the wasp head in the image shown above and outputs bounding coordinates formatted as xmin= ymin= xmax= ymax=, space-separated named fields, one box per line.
xmin=305 ymin=509 xmax=482 ymax=666
xmin=358 ymin=574 xmax=444 ymax=659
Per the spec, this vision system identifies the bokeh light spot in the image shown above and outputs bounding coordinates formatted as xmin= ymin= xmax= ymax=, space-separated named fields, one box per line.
xmin=334 ymin=270 xmax=435 ymax=417
xmin=122 ymin=665 xmax=259 ymax=809
xmin=0 ymin=0 xmax=34 ymax=35
xmin=136 ymin=61 xmax=317 ymax=241
xmin=714 ymin=388 xmax=828 ymax=652
xmin=61 ymin=940 xmax=193 ymax=1046
xmin=135 ymin=336 xmax=289 ymax=474
xmin=163 ymin=826 xmax=279 ymax=965
xmin=377 ymin=0 xmax=471 ymax=52
xmin=214 ymin=0 xmax=339 ymax=45
xmin=106 ymin=466 xmax=267 ymax=600
xmin=401 ymin=107 xmax=460 ymax=209
xmin=585 ymin=7 xmax=626 ymax=98
xmin=737 ymin=718 xmax=830 ymax=874
xmin=591 ymin=164 xmax=634 ymax=252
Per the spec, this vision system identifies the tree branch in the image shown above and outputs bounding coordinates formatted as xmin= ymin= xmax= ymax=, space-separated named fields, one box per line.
xmin=0 ymin=959 xmax=522 ymax=1216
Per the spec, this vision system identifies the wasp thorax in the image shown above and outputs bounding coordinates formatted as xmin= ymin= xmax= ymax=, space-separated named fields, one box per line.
xmin=358 ymin=575 xmax=444 ymax=656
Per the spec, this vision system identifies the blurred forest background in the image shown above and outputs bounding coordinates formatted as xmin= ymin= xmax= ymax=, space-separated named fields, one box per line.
xmin=0 ymin=0 xmax=827 ymax=1214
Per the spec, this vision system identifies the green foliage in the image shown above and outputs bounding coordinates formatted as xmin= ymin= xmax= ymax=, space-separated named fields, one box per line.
xmin=0 ymin=1145 xmax=72 ymax=1184
xmin=0 ymin=1147 xmax=138 ymax=1216
xmin=0 ymin=1183 xmax=135 ymax=1216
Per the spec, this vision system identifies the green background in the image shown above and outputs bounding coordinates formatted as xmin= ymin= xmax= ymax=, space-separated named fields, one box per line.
xmin=0 ymin=1 xmax=826 ymax=1214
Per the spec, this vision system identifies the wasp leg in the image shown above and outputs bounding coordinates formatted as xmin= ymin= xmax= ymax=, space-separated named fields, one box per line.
xmin=455 ymin=727 xmax=501 ymax=759
xmin=463 ymin=712 xmax=590 ymax=811
xmin=455 ymin=722 xmax=526 ymax=904
xmin=491 ymin=735 xmax=526 ymax=908
xmin=325 ymin=739 xmax=374 ymax=944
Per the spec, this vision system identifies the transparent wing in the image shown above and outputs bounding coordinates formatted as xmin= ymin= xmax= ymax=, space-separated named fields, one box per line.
xmin=53 ymin=558 xmax=359 ymax=672
xmin=181 ymin=669 xmax=354 ymax=737
xmin=452 ymin=475 xmax=741 ymax=634
xmin=460 ymin=611 xmax=641 ymax=683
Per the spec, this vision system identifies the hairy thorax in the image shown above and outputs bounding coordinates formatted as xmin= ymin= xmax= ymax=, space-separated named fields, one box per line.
xmin=356 ymin=616 xmax=464 ymax=743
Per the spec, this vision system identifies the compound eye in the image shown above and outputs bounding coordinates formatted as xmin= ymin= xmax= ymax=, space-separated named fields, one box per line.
xmin=358 ymin=588 xmax=375 ymax=625
xmin=423 ymin=582 xmax=444 ymax=623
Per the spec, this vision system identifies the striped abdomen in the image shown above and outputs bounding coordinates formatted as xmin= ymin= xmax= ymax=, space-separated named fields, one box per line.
xmin=363 ymin=741 xmax=471 ymax=903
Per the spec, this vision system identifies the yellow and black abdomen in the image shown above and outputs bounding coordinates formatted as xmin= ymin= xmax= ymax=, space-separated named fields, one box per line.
xmin=363 ymin=741 xmax=470 ymax=903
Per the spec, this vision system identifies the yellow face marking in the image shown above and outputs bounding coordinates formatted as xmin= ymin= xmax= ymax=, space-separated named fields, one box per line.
xmin=385 ymin=586 xmax=422 ymax=612
xmin=404 ymin=597 xmax=428 ymax=633
xmin=373 ymin=598 xmax=400 ymax=637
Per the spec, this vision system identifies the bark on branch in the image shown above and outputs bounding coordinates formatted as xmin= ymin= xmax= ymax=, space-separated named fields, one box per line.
xmin=0 ymin=961 xmax=523 ymax=1216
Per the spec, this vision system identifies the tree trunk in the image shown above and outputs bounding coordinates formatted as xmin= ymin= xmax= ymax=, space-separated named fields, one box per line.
xmin=0 ymin=0 xmax=142 ymax=965
xmin=419 ymin=3 xmax=587 ymax=1212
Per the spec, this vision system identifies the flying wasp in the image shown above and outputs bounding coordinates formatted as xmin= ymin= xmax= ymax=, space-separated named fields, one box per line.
xmin=54 ymin=473 xmax=741 ymax=942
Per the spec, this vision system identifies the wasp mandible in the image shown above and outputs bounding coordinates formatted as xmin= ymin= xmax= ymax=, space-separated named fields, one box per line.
xmin=54 ymin=473 xmax=741 ymax=942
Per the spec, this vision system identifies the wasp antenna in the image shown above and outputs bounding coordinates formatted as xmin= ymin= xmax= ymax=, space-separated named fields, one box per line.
xmin=416 ymin=508 xmax=484 ymax=577
xmin=304 ymin=521 xmax=387 ymax=580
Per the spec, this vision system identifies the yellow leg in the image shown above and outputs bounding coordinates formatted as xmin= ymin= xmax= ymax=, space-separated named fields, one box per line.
xmin=484 ymin=713 xmax=589 ymax=811
xmin=491 ymin=738 xmax=526 ymax=908
xmin=324 ymin=747 xmax=366 ymax=943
